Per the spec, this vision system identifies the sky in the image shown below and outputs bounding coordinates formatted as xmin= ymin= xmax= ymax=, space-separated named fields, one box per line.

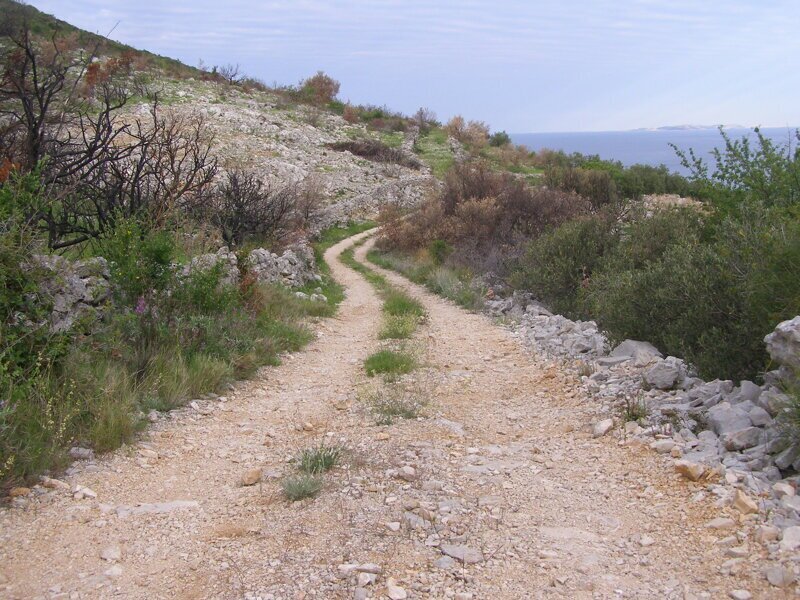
xmin=25 ymin=0 xmax=800 ymax=133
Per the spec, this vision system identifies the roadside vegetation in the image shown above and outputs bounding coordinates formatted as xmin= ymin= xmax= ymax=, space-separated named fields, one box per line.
xmin=376 ymin=128 xmax=800 ymax=382
xmin=0 ymin=13 xmax=375 ymax=490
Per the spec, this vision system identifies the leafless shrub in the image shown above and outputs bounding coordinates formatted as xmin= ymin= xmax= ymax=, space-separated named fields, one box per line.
xmin=0 ymin=23 xmax=217 ymax=248
xmin=217 ymin=63 xmax=241 ymax=85
xmin=342 ymin=104 xmax=359 ymax=124
xmin=544 ymin=166 xmax=616 ymax=208
xmin=444 ymin=115 xmax=489 ymax=148
xmin=413 ymin=107 xmax=438 ymax=133
xmin=378 ymin=160 xmax=589 ymax=274
xmin=293 ymin=175 xmax=325 ymax=228
xmin=205 ymin=170 xmax=297 ymax=247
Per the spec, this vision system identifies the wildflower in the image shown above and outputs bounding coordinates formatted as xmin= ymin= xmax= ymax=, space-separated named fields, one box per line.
xmin=134 ymin=296 xmax=147 ymax=315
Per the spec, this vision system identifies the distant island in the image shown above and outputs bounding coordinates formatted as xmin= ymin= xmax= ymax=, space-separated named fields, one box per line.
xmin=631 ymin=124 xmax=747 ymax=132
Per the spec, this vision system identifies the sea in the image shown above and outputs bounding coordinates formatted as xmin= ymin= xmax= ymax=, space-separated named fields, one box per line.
xmin=510 ymin=127 xmax=798 ymax=175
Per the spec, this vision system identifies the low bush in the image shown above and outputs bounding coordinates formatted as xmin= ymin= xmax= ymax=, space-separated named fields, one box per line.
xmin=512 ymin=213 xmax=619 ymax=315
xmin=489 ymin=131 xmax=511 ymax=147
xmin=298 ymin=71 xmax=340 ymax=105
xmin=378 ymin=161 xmax=587 ymax=276
xmin=583 ymin=209 xmax=800 ymax=379
xmin=509 ymin=127 xmax=800 ymax=381
xmin=536 ymin=150 xmax=694 ymax=202
xmin=0 ymin=216 xmax=336 ymax=488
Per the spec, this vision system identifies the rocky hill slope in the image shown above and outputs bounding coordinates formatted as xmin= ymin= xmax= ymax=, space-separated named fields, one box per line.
xmin=129 ymin=79 xmax=435 ymax=228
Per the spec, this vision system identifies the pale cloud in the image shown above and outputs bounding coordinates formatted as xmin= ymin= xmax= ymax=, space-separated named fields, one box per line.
xmin=27 ymin=0 xmax=800 ymax=131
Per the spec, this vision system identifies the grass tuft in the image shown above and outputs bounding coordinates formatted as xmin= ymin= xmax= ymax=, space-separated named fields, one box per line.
xmin=281 ymin=474 xmax=323 ymax=501
xmin=364 ymin=349 xmax=416 ymax=377
xmin=622 ymin=395 xmax=649 ymax=423
xmin=368 ymin=387 xmax=425 ymax=425
xmin=297 ymin=444 xmax=342 ymax=474
xmin=383 ymin=289 xmax=425 ymax=317
xmin=379 ymin=314 xmax=418 ymax=340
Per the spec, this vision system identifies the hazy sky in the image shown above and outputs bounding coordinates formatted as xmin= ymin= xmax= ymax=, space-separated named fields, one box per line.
xmin=26 ymin=0 xmax=800 ymax=132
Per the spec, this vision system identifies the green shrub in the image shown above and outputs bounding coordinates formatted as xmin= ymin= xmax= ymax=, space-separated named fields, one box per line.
xmin=584 ymin=240 xmax=751 ymax=378
xmin=429 ymin=239 xmax=452 ymax=265
xmin=599 ymin=207 xmax=705 ymax=272
xmin=512 ymin=215 xmax=618 ymax=315
xmin=364 ymin=349 xmax=416 ymax=377
xmin=99 ymin=219 xmax=177 ymax=305
xmin=674 ymin=127 xmax=800 ymax=213
xmin=489 ymin=131 xmax=511 ymax=147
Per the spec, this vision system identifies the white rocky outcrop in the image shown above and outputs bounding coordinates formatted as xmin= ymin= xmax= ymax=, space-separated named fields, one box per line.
xmin=31 ymin=255 xmax=112 ymax=332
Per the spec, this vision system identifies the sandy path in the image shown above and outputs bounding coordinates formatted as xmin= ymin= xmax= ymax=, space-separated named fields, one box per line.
xmin=0 ymin=232 xmax=783 ymax=599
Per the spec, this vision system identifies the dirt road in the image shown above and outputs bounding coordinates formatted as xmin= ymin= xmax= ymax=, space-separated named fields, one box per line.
xmin=0 ymin=232 xmax=781 ymax=599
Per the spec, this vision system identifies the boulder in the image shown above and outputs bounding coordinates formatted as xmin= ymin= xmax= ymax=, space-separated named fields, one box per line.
xmin=593 ymin=418 xmax=614 ymax=438
xmin=687 ymin=380 xmax=734 ymax=409
xmin=707 ymin=402 xmax=752 ymax=436
xmin=643 ymin=357 xmax=687 ymax=390
xmin=729 ymin=381 xmax=762 ymax=405
xmin=723 ymin=427 xmax=763 ymax=451
xmin=611 ymin=340 xmax=662 ymax=365
xmin=674 ymin=460 xmax=706 ymax=481
xmin=765 ymin=316 xmax=800 ymax=370
xmin=774 ymin=445 xmax=800 ymax=470
xmin=757 ymin=389 xmax=789 ymax=417
xmin=747 ymin=406 xmax=773 ymax=427
xmin=732 ymin=489 xmax=759 ymax=514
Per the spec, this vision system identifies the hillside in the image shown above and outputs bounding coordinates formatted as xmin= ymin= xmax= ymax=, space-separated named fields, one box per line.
xmin=139 ymin=79 xmax=434 ymax=226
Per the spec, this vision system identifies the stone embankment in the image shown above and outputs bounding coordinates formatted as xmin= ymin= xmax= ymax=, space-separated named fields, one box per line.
xmin=488 ymin=292 xmax=800 ymax=569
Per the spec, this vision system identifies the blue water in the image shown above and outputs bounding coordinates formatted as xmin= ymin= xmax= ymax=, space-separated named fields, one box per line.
xmin=510 ymin=128 xmax=798 ymax=175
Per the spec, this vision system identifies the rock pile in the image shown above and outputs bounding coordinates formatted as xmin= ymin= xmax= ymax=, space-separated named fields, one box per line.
xmin=182 ymin=247 xmax=240 ymax=286
xmin=247 ymin=241 xmax=318 ymax=287
xmin=487 ymin=292 xmax=607 ymax=358
xmin=490 ymin=291 xmax=800 ymax=541
xmin=182 ymin=241 xmax=318 ymax=290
